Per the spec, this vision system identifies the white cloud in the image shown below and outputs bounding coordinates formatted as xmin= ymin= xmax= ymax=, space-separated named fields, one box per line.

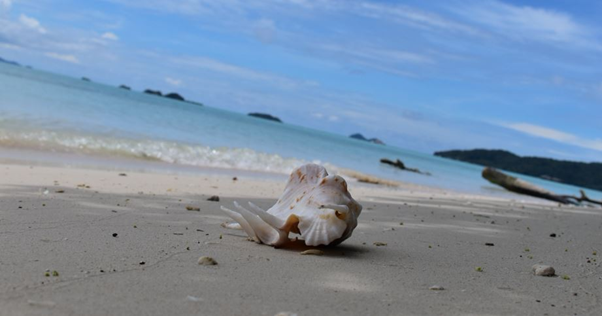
xmin=504 ymin=123 xmax=602 ymax=151
xmin=45 ymin=52 xmax=80 ymax=64
xmin=19 ymin=14 xmax=46 ymax=34
xmin=165 ymin=77 xmax=182 ymax=86
xmin=101 ymin=32 xmax=119 ymax=40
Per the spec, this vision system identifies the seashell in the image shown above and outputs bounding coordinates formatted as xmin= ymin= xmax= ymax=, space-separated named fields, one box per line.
xmin=220 ymin=163 xmax=362 ymax=247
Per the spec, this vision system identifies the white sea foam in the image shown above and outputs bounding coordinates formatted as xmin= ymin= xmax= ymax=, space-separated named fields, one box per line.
xmin=0 ymin=128 xmax=316 ymax=174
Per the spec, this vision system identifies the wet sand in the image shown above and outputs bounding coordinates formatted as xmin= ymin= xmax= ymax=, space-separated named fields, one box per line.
xmin=0 ymin=163 xmax=600 ymax=315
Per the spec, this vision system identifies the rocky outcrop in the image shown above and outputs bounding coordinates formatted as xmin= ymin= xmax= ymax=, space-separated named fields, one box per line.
xmin=248 ymin=113 xmax=282 ymax=123
xmin=164 ymin=93 xmax=185 ymax=101
xmin=349 ymin=133 xmax=385 ymax=145
xmin=144 ymin=89 xmax=162 ymax=96
xmin=119 ymin=85 xmax=131 ymax=90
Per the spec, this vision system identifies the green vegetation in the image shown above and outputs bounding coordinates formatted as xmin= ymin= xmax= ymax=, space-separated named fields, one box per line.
xmin=434 ymin=149 xmax=602 ymax=191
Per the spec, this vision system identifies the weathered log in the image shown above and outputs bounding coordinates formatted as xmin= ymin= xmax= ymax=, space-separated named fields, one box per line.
xmin=560 ymin=190 xmax=602 ymax=207
xmin=482 ymin=167 xmax=573 ymax=204
xmin=380 ymin=158 xmax=431 ymax=175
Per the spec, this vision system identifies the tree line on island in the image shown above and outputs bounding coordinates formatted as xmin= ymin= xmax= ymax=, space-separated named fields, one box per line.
xmin=435 ymin=149 xmax=602 ymax=192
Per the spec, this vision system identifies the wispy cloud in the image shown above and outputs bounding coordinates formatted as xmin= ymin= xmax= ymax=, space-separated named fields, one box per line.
xmin=455 ymin=0 xmax=602 ymax=50
xmin=101 ymin=32 xmax=118 ymax=41
xmin=165 ymin=77 xmax=181 ymax=86
xmin=168 ymin=55 xmax=311 ymax=90
xmin=19 ymin=14 xmax=46 ymax=34
xmin=356 ymin=2 xmax=481 ymax=36
xmin=0 ymin=0 xmax=11 ymax=10
xmin=45 ymin=52 xmax=80 ymax=64
xmin=504 ymin=123 xmax=602 ymax=151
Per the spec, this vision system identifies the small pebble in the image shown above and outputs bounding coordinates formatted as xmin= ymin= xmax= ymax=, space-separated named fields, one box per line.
xmin=186 ymin=206 xmax=200 ymax=211
xmin=485 ymin=243 xmax=494 ymax=246
xmin=198 ymin=256 xmax=217 ymax=265
xmin=207 ymin=195 xmax=220 ymax=202
xmin=139 ymin=261 xmax=145 ymax=265
xmin=373 ymin=242 xmax=387 ymax=246
xmin=112 ymin=233 xmax=118 ymax=237
xmin=532 ymin=264 xmax=555 ymax=276
xmin=119 ymin=173 xmax=127 ymax=176
xmin=55 ymin=190 xmax=65 ymax=193
xmin=300 ymin=249 xmax=324 ymax=256
xmin=232 ymin=177 xmax=238 ymax=181
xmin=429 ymin=285 xmax=445 ymax=291
xmin=550 ymin=233 xmax=557 ymax=238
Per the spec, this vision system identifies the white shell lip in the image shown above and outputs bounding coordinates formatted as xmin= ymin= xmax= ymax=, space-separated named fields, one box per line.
xmin=220 ymin=163 xmax=362 ymax=247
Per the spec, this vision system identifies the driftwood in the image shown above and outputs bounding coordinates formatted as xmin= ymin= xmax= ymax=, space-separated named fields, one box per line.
xmin=482 ymin=167 xmax=602 ymax=206
xmin=380 ymin=158 xmax=430 ymax=175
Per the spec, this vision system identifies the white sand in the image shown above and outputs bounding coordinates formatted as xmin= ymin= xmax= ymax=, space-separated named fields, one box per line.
xmin=0 ymin=163 xmax=600 ymax=315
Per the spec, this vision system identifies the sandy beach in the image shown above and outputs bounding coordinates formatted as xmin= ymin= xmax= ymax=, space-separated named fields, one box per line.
xmin=0 ymin=162 xmax=599 ymax=316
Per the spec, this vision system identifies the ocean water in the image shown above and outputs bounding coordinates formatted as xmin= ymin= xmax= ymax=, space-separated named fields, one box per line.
xmin=1 ymin=63 xmax=600 ymax=200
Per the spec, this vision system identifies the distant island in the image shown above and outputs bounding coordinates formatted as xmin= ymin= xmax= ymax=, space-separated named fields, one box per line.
xmin=349 ymin=133 xmax=385 ymax=145
xmin=434 ymin=149 xmax=602 ymax=191
xmin=248 ymin=113 xmax=282 ymax=123
xmin=142 ymin=89 xmax=197 ymax=104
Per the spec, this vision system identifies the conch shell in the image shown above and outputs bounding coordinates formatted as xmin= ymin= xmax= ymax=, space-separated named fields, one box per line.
xmin=220 ymin=163 xmax=362 ymax=247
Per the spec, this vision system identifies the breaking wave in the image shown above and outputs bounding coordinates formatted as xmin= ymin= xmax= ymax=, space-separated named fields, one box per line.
xmin=0 ymin=128 xmax=317 ymax=174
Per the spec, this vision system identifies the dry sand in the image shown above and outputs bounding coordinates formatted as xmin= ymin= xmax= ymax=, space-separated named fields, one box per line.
xmin=0 ymin=163 xmax=600 ymax=315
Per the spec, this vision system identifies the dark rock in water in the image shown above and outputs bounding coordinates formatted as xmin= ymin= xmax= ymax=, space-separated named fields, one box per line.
xmin=380 ymin=158 xmax=430 ymax=175
xmin=81 ymin=77 xmax=91 ymax=82
xmin=350 ymin=133 xmax=368 ymax=141
xmin=119 ymin=85 xmax=131 ymax=90
xmin=164 ymin=92 xmax=185 ymax=101
xmin=144 ymin=89 xmax=162 ymax=96
xmin=369 ymin=138 xmax=385 ymax=145
xmin=350 ymin=133 xmax=385 ymax=145
xmin=0 ymin=56 xmax=20 ymax=66
xmin=248 ymin=113 xmax=282 ymax=123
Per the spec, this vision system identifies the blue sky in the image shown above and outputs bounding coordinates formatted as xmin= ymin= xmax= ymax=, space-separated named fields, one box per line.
xmin=1 ymin=0 xmax=601 ymax=161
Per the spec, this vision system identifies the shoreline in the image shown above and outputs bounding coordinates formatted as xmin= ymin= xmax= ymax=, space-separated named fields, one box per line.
xmin=0 ymin=145 xmax=567 ymax=204
xmin=1 ymin=161 xmax=600 ymax=315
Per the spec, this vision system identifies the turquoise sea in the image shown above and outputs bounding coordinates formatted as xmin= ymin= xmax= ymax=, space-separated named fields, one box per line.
xmin=1 ymin=63 xmax=600 ymax=200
